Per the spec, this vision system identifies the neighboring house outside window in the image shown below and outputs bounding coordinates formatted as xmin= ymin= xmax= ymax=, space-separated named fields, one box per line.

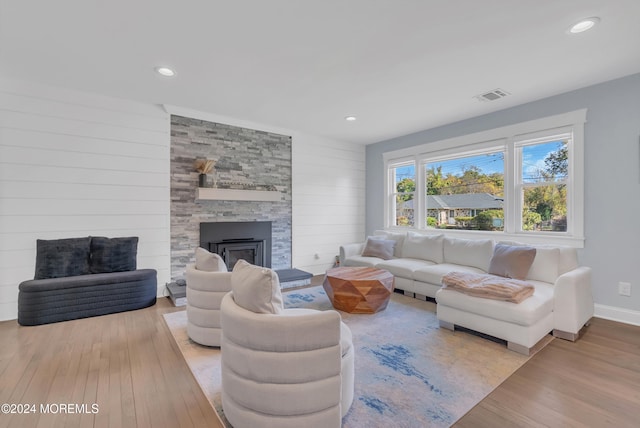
xmin=401 ymin=194 xmax=504 ymax=229
xmin=384 ymin=109 xmax=586 ymax=247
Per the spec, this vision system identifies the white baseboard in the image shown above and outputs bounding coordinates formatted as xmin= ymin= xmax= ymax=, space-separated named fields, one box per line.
xmin=594 ymin=304 xmax=640 ymax=326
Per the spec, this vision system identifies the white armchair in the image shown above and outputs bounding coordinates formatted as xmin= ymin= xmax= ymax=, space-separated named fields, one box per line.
xmin=185 ymin=248 xmax=232 ymax=346
xmin=220 ymin=260 xmax=354 ymax=428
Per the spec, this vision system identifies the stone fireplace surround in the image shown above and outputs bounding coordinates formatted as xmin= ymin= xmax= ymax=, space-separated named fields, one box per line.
xmin=170 ymin=115 xmax=292 ymax=280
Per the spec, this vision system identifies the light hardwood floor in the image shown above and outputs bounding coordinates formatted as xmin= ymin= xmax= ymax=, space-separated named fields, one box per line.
xmin=0 ymin=298 xmax=223 ymax=428
xmin=1 ymin=298 xmax=638 ymax=428
xmin=455 ymin=317 xmax=640 ymax=427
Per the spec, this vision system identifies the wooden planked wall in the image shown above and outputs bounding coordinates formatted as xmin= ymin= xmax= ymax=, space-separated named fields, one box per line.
xmin=291 ymin=133 xmax=365 ymax=274
xmin=0 ymin=78 xmax=171 ymax=321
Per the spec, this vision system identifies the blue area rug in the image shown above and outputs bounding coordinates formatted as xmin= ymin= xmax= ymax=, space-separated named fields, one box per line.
xmin=164 ymin=286 xmax=550 ymax=427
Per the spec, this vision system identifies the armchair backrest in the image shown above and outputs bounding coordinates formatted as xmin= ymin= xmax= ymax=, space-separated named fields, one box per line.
xmin=221 ymin=292 xmax=342 ymax=353
xmin=185 ymin=264 xmax=232 ymax=293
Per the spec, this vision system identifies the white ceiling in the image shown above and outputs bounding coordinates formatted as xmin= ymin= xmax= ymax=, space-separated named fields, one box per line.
xmin=2 ymin=1 xmax=639 ymax=144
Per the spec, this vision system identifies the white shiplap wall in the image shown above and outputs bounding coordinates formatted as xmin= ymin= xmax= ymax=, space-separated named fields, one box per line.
xmin=292 ymin=134 xmax=365 ymax=274
xmin=0 ymin=78 xmax=171 ymax=321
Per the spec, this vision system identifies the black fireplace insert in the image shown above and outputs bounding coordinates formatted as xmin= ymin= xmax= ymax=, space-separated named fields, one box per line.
xmin=200 ymin=221 xmax=272 ymax=270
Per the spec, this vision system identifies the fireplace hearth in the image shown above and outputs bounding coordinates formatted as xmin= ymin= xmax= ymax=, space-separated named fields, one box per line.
xmin=200 ymin=221 xmax=272 ymax=270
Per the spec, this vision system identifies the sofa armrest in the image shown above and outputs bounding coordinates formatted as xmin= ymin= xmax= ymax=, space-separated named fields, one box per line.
xmin=339 ymin=242 xmax=365 ymax=265
xmin=553 ymin=266 xmax=594 ymax=335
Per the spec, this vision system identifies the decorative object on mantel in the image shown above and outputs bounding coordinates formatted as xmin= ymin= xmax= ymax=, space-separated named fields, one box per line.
xmin=194 ymin=159 xmax=216 ymax=187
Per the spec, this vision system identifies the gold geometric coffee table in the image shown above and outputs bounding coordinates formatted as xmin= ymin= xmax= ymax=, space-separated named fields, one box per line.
xmin=323 ymin=266 xmax=395 ymax=314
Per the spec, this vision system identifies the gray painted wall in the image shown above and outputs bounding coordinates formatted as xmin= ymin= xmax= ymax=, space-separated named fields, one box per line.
xmin=366 ymin=72 xmax=640 ymax=312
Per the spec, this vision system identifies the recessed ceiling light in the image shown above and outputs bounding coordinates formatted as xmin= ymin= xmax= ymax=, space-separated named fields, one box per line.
xmin=155 ymin=66 xmax=176 ymax=77
xmin=568 ymin=17 xmax=600 ymax=34
xmin=345 ymin=116 xmax=357 ymax=121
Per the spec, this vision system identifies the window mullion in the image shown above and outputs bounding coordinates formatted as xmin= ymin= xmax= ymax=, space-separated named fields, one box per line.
xmin=504 ymin=139 xmax=518 ymax=234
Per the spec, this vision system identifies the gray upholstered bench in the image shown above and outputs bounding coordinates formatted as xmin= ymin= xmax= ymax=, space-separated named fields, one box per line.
xmin=17 ymin=236 xmax=157 ymax=326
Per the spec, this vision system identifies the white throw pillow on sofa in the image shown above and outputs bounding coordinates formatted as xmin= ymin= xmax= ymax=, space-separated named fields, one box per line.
xmin=231 ymin=260 xmax=283 ymax=314
xmin=402 ymin=232 xmax=444 ymax=263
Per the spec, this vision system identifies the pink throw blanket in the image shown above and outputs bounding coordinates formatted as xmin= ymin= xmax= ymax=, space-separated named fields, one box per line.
xmin=442 ymin=271 xmax=534 ymax=304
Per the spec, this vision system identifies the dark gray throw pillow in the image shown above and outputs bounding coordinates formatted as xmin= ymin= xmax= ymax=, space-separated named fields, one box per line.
xmin=34 ymin=237 xmax=92 ymax=279
xmin=90 ymin=236 xmax=138 ymax=273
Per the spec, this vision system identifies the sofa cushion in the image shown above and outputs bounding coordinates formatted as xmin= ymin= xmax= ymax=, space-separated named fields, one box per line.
xmin=555 ymin=246 xmax=579 ymax=275
xmin=443 ymin=237 xmax=494 ymax=271
xmin=488 ymin=244 xmax=536 ymax=280
xmin=376 ymin=258 xmax=436 ymax=278
xmin=195 ymin=247 xmax=227 ymax=272
xmin=231 ymin=260 xmax=283 ymax=314
xmin=401 ymin=232 xmax=444 ymax=263
xmin=35 ymin=237 xmax=92 ymax=279
xmin=436 ymin=281 xmax=554 ymax=327
xmin=499 ymin=240 xmax=576 ymax=281
xmin=413 ymin=263 xmax=485 ymax=285
xmin=89 ymin=236 xmax=138 ymax=273
xmin=527 ymin=247 xmax=560 ymax=284
xmin=373 ymin=230 xmax=405 ymax=257
xmin=361 ymin=237 xmax=395 ymax=260
xmin=342 ymin=255 xmax=383 ymax=268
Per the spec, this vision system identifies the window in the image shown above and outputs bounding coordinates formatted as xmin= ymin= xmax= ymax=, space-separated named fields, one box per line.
xmin=389 ymin=162 xmax=416 ymax=227
xmin=517 ymin=136 xmax=569 ymax=232
xmin=425 ymin=151 xmax=504 ymax=231
xmin=383 ymin=110 xmax=586 ymax=246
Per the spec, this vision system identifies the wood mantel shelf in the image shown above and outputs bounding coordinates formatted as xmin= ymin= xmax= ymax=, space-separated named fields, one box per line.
xmin=196 ymin=187 xmax=281 ymax=202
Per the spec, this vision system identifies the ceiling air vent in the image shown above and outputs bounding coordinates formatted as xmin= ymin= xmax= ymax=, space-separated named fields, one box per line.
xmin=475 ymin=88 xmax=510 ymax=102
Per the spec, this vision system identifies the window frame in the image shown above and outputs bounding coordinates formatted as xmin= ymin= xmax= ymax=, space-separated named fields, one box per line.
xmin=386 ymin=159 xmax=417 ymax=228
xmin=383 ymin=109 xmax=586 ymax=247
xmin=514 ymin=131 xmax=572 ymax=235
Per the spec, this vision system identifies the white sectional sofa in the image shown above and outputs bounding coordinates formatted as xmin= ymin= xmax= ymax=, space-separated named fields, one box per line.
xmin=339 ymin=230 xmax=594 ymax=354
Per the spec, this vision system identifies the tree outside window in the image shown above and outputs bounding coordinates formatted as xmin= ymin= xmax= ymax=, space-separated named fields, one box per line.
xmin=391 ymin=163 xmax=415 ymax=227
xmin=520 ymin=140 xmax=568 ymax=232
